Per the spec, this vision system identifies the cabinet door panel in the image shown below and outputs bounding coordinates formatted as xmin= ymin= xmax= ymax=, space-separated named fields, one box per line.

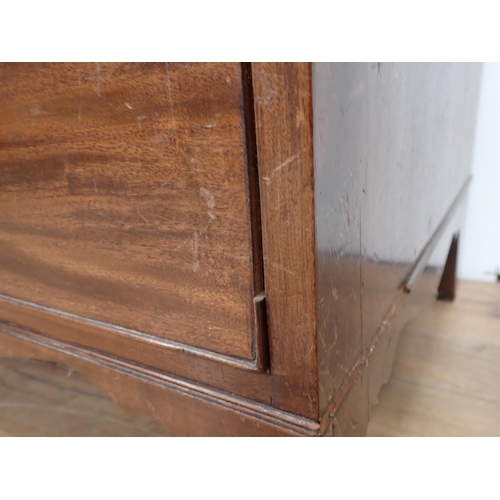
xmin=0 ymin=63 xmax=262 ymax=364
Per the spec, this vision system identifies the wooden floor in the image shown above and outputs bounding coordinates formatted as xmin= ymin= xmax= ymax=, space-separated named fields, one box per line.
xmin=368 ymin=279 xmax=500 ymax=437
xmin=0 ymin=280 xmax=498 ymax=436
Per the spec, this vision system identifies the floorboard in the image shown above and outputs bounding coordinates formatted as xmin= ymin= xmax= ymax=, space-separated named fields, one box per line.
xmin=368 ymin=280 xmax=500 ymax=437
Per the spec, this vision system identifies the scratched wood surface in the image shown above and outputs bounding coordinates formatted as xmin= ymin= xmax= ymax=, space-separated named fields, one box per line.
xmin=252 ymin=63 xmax=319 ymax=419
xmin=312 ymin=63 xmax=481 ymax=416
xmin=0 ymin=62 xmax=258 ymax=361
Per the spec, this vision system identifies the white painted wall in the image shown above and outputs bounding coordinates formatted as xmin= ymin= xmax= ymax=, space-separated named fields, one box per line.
xmin=459 ymin=63 xmax=500 ymax=282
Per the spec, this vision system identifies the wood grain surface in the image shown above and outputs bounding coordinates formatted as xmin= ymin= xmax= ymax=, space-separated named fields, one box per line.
xmin=0 ymin=323 xmax=320 ymax=436
xmin=252 ymin=63 xmax=319 ymax=419
xmin=0 ymin=62 xmax=261 ymax=362
xmin=0 ymin=62 xmax=482 ymax=434
xmin=0 ymin=358 xmax=169 ymax=436
xmin=0 ymin=294 xmax=273 ymax=403
xmin=368 ymin=280 xmax=500 ymax=436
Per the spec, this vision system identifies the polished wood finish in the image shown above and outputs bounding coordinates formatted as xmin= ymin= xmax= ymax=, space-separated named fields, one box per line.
xmin=313 ymin=63 xmax=481 ymax=432
xmin=368 ymin=280 xmax=500 ymax=437
xmin=0 ymin=63 xmax=482 ymax=436
xmin=252 ymin=63 xmax=319 ymax=418
xmin=0 ymin=62 xmax=264 ymax=365
xmin=0 ymin=295 xmax=273 ymax=404
xmin=0 ymin=322 xmax=319 ymax=436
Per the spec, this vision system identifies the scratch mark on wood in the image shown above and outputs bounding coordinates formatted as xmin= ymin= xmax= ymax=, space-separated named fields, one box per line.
xmin=30 ymin=103 xmax=41 ymax=116
xmin=192 ymin=232 xmax=199 ymax=272
xmin=270 ymin=262 xmax=295 ymax=275
xmin=136 ymin=115 xmax=148 ymax=129
xmin=165 ymin=63 xmax=177 ymax=130
xmin=256 ymin=70 xmax=277 ymax=105
xmin=145 ymin=400 xmax=159 ymax=420
xmin=199 ymin=187 xmax=215 ymax=209
xmin=331 ymin=326 xmax=338 ymax=348
xmin=269 ymin=148 xmax=307 ymax=180
xmin=173 ymin=236 xmax=191 ymax=252
xmin=172 ymin=212 xmax=215 ymax=264
xmin=95 ymin=63 xmax=101 ymax=97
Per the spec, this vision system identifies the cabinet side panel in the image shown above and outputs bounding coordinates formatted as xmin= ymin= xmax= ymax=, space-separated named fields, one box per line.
xmin=313 ymin=63 xmax=367 ymax=414
xmin=313 ymin=63 xmax=482 ymax=420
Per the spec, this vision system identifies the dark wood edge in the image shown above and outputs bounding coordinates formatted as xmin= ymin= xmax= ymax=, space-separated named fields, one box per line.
xmin=0 ymin=321 xmax=321 ymax=436
xmin=253 ymin=293 xmax=270 ymax=371
xmin=437 ymin=233 xmax=459 ymax=301
xmin=241 ymin=62 xmax=269 ymax=371
xmin=319 ymin=177 xmax=472 ymax=434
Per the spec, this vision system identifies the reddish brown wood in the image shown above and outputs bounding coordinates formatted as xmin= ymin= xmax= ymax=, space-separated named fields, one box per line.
xmin=0 ymin=62 xmax=481 ymax=436
xmin=0 ymin=62 xmax=263 ymax=365
xmin=241 ymin=62 xmax=269 ymax=371
xmin=251 ymin=63 xmax=319 ymax=419
xmin=0 ymin=295 xmax=272 ymax=404
xmin=0 ymin=322 xmax=320 ymax=436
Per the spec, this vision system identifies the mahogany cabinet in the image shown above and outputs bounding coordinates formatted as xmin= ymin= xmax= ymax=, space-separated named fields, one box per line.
xmin=0 ymin=63 xmax=481 ymax=435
